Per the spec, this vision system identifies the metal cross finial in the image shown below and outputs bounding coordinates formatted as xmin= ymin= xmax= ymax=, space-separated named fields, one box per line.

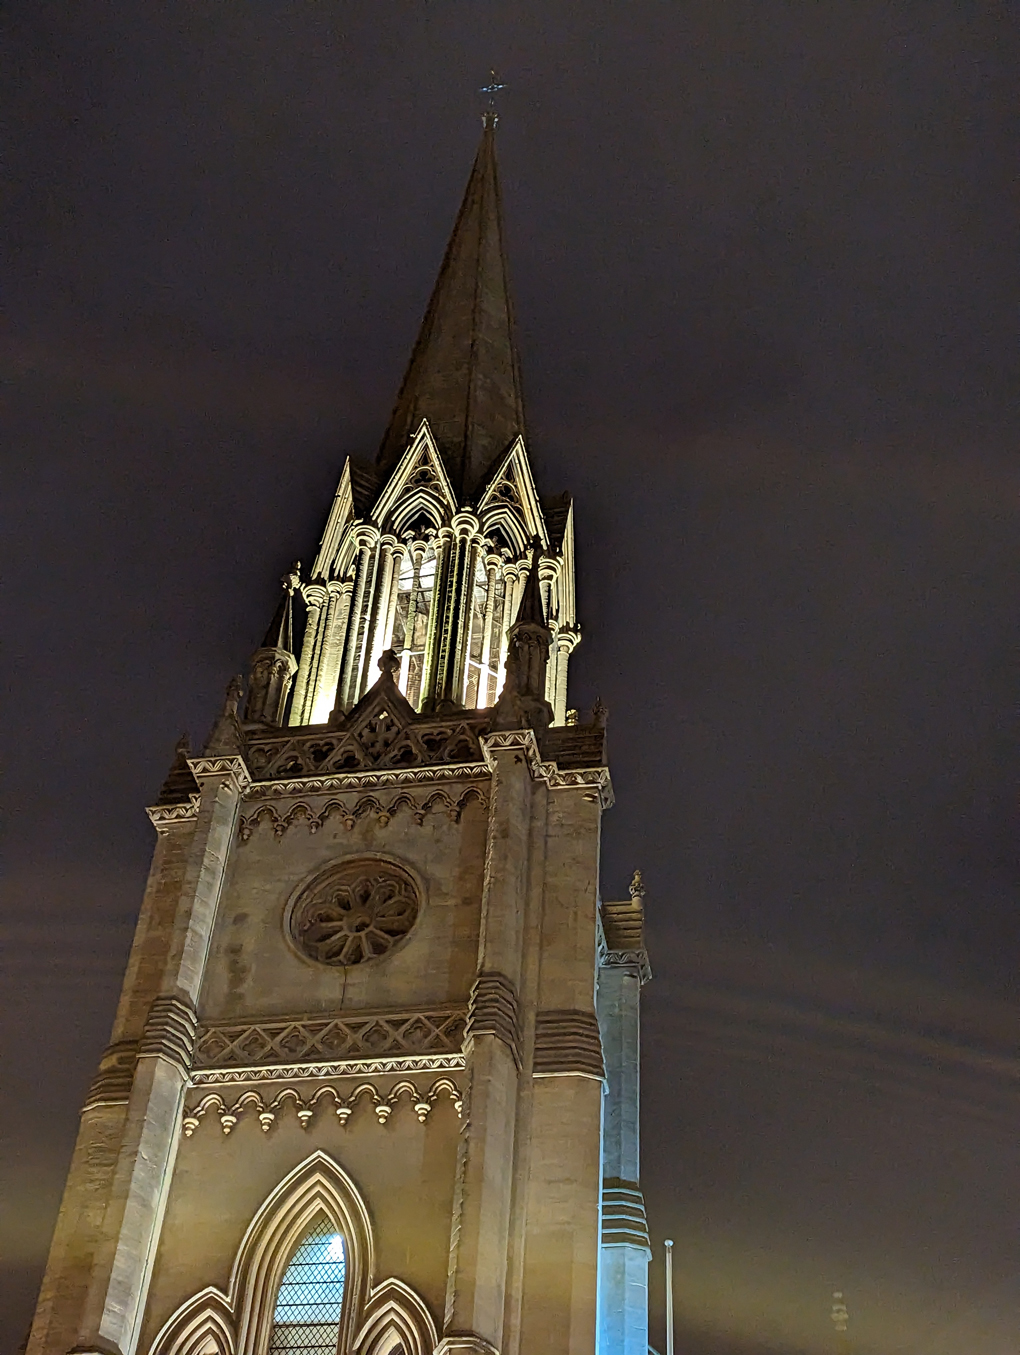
xmin=480 ymin=69 xmax=506 ymax=126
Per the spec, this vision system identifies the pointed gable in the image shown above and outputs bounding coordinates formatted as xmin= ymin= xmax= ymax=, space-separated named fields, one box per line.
xmin=376 ymin=122 xmax=525 ymax=499
xmin=371 ymin=420 xmax=458 ymax=537
xmin=476 ymin=437 xmax=548 ymax=556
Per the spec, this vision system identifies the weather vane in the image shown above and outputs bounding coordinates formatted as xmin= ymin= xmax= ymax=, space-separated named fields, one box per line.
xmin=480 ymin=69 xmax=506 ymax=126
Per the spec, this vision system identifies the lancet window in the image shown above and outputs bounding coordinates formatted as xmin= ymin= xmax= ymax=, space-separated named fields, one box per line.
xmin=267 ymin=1219 xmax=346 ymax=1355
xmin=463 ymin=553 xmax=506 ymax=710
xmin=391 ymin=546 xmax=437 ymax=709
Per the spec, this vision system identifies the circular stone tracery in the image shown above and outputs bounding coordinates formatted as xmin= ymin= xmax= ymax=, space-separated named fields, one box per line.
xmin=289 ymin=858 xmax=420 ymax=967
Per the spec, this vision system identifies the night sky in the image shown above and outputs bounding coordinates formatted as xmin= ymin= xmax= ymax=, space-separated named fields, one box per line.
xmin=4 ymin=4 xmax=1020 ymax=1352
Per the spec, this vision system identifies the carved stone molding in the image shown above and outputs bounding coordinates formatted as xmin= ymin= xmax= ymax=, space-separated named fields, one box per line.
xmin=601 ymin=1176 xmax=651 ymax=1252
xmin=138 ymin=996 xmax=199 ymax=1075
xmin=435 ymin=1337 xmax=500 ymax=1355
xmin=465 ymin=971 xmax=521 ymax=1068
xmin=480 ymin=730 xmax=614 ymax=807
xmin=146 ymin=797 xmax=200 ymax=833
xmin=245 ymin=713 xmax=488 ymax=782
xmin=182 ymin=1076 xmax=462 ymax=1137
xmin=194 ymin=1008 xmax=467 ymax=1071
xmin=187 ymin=755 xmax=252 ymax=793
xmin=601 ymin=949 xmax=653 ymax=986
xmin=599 ymin=889 xmax=651 ymax=983
xmin=191 ymin=1053 xmax=466 ymax=1087
xmin=288 ymin=858 xmax=421 ymax=967
xmin=238 ymin=785 xmax=487 ymax=842
xmin=533 ymin=1009 xmax=606 ymax=1082
xmin=82 ymin=1039 xmax=139 ymax=1112
xmin=244 ymin=764 xmax=490 ymax=800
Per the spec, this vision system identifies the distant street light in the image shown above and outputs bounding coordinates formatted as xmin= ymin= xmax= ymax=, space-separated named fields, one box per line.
xmin=665 ymin=1239 xmax=675 ymax=1355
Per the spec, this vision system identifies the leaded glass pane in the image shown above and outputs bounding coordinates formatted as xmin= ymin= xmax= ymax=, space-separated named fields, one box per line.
xmin=268 ymin=1218 xmax=345 ymax=1355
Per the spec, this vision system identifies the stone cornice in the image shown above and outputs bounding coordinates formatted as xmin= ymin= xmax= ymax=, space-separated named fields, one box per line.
xmin=146 ymin=796 xmax=200 ymax=833
xmin=601 ymin=949 xmax=653 ymax=986
xmin=243 ymin=762 xmax=491 ymax=800
xmin=187 ymin=755 xmax=251 ymax=793
xmin=191 ymin=1053 xmax=465 ymax=1086
xmin=480 ymin=730 xmax=614 ymax=807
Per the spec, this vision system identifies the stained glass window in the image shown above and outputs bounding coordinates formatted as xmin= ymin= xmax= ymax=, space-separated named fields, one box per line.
xmin=267 ymin=1218 xmax=346 ymax=1355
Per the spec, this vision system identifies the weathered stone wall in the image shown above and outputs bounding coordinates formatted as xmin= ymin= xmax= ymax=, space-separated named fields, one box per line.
xmin=138 ymin=1099 xmax=461 ymax=1351
xmin=200 ymin=790 xmax=490 ymax=1022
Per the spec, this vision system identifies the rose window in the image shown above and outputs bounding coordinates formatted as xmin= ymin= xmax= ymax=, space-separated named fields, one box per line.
xmin=289 ymin=859 xmax=420 ymax=966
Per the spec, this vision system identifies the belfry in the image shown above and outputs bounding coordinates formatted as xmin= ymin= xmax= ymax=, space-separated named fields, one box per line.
xmin=28 ymin=121 xmax=652 ymax=1355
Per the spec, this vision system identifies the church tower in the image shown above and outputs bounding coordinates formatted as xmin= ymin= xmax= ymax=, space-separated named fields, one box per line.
xmin=28 ymin=120 xmax=651 ymax=1355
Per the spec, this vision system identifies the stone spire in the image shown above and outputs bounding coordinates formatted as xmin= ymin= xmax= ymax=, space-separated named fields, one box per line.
xmin=244 ymin=566 xmax=300 ymax=725
xmin=376 ymin=119 xmax=525 ymax=498
xmin=493 ymin=541 xmax=554 ymax=735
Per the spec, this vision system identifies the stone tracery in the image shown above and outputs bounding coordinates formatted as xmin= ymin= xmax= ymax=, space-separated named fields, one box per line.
xmin=289 ymin=859 xmax=421 ymax=967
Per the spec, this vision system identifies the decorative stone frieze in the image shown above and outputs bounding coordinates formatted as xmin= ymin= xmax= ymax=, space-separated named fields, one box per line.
xmin=238 ymin=784 xmax=487 ymax=841
xmin=600 ymin=1177 xmax=650 ymax=1251
xmin=465 ymin=971 xmax=521 ymax=1068
xmin=533 ymin=1010 xmax=606 ymax=1082
xmin=195 ymin=1007 xmax=467 ymax=1070
xmin=182 ymin=1076 xmax=463 ymax=1137
xmin=191 ymin=1054 xmax=466 ymax=1086
xmin=246 ymin=715 xmax=488 ymax=781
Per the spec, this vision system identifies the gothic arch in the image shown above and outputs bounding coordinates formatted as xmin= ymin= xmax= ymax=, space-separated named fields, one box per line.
xmin=354 ymin=1278 xmax=438 ymax=1355
xmin=148 ymin=1152 xmax=378 ymax=1355
xmin=148 ymin=1290 xmax=235 ymax=1355
xmin=231 ymin=1152 xmax=374 ymax=1355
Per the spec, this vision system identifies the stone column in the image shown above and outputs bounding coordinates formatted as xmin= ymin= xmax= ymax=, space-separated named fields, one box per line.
xmin=307 ymin=579 xmax=353 ymax=724
xmin=430 ymin=513 xmax=480 ymax=707
xmin=379 ymin=541 xmax=405 ymax=654
xmin=515 ymin=783 xmax=606 ymax=1355
xmin=477 ymin=555 xmax=501 ymax=707
xmin=68 ymin=756 xmax=248 ymax=1355
xmin=550 ymin=630 xmax=579 ymax=727
xmin=288 ymin=583 xmax=326 ymax=725
xmin=498 ymin=563 xmax=522 ymax=678
xmin=27 ymin=815 xmax=195 ymax=1355
xmin=338 ymin=531 xmax=378 ymax=710
xmin=362 ymin=536 xmax=399 ymax=689
xmin=420 ymin=528 xmax=452 ymax=708
xmin=441 ymin=737 xmax=535 ymax=1355
xmin=398 ymin=546 xmax=425 ymax=698
xmin=597 ymin=883 xmax=652 ymax=1355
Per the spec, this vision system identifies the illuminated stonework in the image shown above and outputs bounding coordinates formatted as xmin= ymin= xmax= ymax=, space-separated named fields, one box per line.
xmin=287 ymin=429 xmax=580 ymax=727
xmin=28 ymin=120 xmax=649 ymax=1355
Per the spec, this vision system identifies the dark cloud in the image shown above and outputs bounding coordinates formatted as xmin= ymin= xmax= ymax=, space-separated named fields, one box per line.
xmin=4 ymin=2 xmax=1020 ymax=1350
